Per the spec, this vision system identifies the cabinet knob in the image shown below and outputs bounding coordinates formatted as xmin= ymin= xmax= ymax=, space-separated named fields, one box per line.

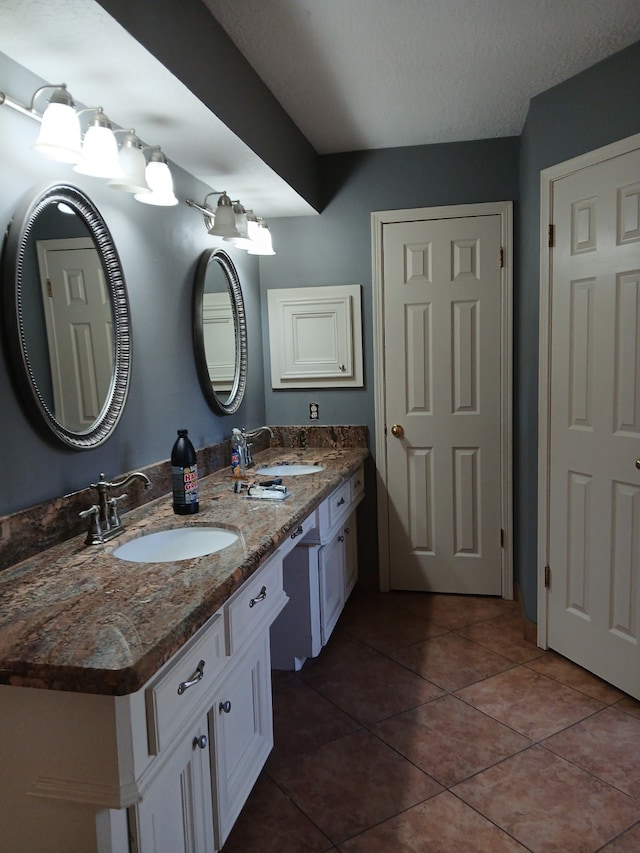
xmin=177 ymin=659 xmax=205 ymax=695
xmin=192 ymin=734 xmax=208 ymax=750
xmin=338 ymin=534 xmax=345 ymax=543
xmin=219 ymin=700 xmax=232 ymax=714
xmin=249 ymin=585 xmax=267 ymax=607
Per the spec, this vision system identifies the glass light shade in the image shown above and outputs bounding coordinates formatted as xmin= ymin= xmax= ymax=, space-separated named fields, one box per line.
xmin=248 ymin=222 xmax=276 ymax=255
xmin=32 ymin=101 xmax=82 ymax=163
xmin=228 ymin=210 xmax=259 ymax=250
xmin=208 ymin=193 xmax=241 ymax=238
xmin=135 ymin=158 xmax=178 ymax=206
xmin=109 ymin=133 xmax=150 ymax=194
xmin=74 ymin=110 xmax=123 ymax=179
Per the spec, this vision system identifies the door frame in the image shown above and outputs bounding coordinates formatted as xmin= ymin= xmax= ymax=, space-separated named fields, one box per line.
xmin=537 ymin=132 xmax=640 ymax=648
xmin=372 ymin=202 xmax=514 ymax=596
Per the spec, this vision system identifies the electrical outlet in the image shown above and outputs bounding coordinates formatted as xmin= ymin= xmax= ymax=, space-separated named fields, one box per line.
xmin=309 ymin=402 xmax=319 ymax=420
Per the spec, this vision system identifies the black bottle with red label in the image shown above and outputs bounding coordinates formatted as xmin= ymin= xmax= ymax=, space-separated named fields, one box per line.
xmin=171 ymin=429 xmax=199 ymax=515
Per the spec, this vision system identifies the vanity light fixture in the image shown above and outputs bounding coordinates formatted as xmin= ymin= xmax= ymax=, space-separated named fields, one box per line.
xmin=134 ymin=147 xmax=179 ymax=206
xmin=73 ymin=108 xmax=123 ymax=179
xmin=1 ymin=81 xmax=177 ymax=206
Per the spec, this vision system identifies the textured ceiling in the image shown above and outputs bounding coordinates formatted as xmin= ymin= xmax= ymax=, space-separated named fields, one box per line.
xmin=203 ymin=0 xmax=640 ymax=153
xmin=1 ymin=1 xmax=639 ymax=217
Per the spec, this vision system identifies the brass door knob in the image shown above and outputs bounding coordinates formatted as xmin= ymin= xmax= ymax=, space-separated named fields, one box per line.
xmin=391 ymin=424 xmax=404 ymax=438
xmin=636 ymin=459 xmax=640 ymax=471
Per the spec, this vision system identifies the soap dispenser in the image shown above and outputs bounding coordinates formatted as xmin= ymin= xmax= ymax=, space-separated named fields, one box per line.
xmin=230 ymin=428 xmax=247 ymax=478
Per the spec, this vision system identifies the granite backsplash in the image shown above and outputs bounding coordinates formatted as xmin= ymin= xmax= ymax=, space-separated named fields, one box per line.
xmin=0 ymin=425 xmax=369 ymax=572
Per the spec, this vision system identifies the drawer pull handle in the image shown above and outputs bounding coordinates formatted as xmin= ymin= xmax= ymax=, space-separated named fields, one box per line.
xmin=219 ymin=700 xmax=232 ymax=714
xmin=249 ymin=585 xmax=267 ymax=607
xmin=193 ymin=734 xmax=208 ymax=750
xmin=177 ymin=659 xmax=205 ymax=695
xmin=290 ymin=525 xmax=304 ymax=540
xmin=337 ymin=497 xmax=346 ymax=507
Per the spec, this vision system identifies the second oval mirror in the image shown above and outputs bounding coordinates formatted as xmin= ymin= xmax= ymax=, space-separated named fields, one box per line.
xmin=192 ymin=248 xmax=247 ymax=415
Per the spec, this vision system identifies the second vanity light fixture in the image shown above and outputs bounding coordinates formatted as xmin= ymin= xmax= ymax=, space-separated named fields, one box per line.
xmin=186 ymin=192 xmax=276 ymax=255
xmin=0 ymin=82 xmax=178 ymax=206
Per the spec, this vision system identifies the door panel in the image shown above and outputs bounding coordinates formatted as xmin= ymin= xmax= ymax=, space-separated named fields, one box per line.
xmin=383 ymin=214 xmax=503 ymax=594
xmin=547 ymin=146 xmax=640 ymax=698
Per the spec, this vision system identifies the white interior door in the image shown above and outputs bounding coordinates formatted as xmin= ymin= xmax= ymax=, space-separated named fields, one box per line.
xmin=375 ymin=205 xmax=512 ymax=595
xmin=36 ymin=237 xmax=113 ymax=432
xmin=542 ymin=141 xmax=640 ymax=699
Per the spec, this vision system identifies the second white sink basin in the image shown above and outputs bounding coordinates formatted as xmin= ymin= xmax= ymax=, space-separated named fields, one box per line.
xmin=112 ymin=527 xmax=238 ymax=563
xmin=256 ymin=464 xmax=325 ymax=476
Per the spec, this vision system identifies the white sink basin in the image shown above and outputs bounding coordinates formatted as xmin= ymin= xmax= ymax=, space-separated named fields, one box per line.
xmin=112 ymin=527 xmax=238 ymax=563
xmin=256 ymin=464 xmax=325 ymax=476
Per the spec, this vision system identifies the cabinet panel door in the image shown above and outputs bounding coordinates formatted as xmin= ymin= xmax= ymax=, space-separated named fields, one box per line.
xmin=344 ymin=511 xmax=359 ymax=599
xmin=130 ymin=715 xmax=214 ymax=853
xmin=210 ymin=633 xmax=273 ymax=849
xmin=319 ymin=533 xmax=346 ymax=644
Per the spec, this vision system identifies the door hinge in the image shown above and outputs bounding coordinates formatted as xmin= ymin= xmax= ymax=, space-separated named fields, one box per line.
xmin=544 ymin=565 xmax=551 ymax=588
xmin=46 ymin=278 xmax=53 ymax=298
xmin=500 ymin=528 xmax=505 ymax=548
xmin=499 ymin=247 xmax=504 ymax=268
xmin=548 ymin=224 xmax=555 ymax=248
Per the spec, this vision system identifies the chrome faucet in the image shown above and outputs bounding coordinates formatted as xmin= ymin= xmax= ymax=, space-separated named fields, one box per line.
xmin=241 ymin=426 xmax=274 ymax=468
xmin=80 ymin=472 xmax=152 ymax=545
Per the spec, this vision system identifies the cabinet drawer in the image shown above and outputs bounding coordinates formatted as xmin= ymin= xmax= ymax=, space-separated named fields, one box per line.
xmin=225 ymin=553 xmax=288 ymax=655
xmin=278 ymin=510 xmax=318 ymax=560
xmin=145 ymin=612 xmax=226 ymax=755
xmin=327 ymin=480 xmax=351 ymax=529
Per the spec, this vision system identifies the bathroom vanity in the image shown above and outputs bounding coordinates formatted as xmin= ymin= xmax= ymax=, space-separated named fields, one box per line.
xmin=0 ymin=447 xmax=366 ymax=853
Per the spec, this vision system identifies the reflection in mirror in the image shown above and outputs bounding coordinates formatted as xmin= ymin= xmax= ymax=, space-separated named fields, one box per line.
xmin=1 ymin=184 xmax=131 ymax=449
xmin=193 ymin=249 xmax=247 ymax=415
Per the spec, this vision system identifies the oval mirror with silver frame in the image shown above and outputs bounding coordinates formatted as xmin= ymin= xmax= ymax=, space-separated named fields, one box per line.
xmin=1 ymin=183 xmax=131 ymax=449
xmin=192 ymin=248 xmax=247 ymax=416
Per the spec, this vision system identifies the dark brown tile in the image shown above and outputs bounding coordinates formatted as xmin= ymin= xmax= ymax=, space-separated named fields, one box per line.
xmin=339 ymin=790 xmax=529 ymax=851
xmin=458 ymin=613 xmax=546 ymax=663
xmin=392 ymin=632 xmax=515 ymax=692
xmin=341 ymin=603 xmax=446 ymax=652
xmin=456 ymin=665 xmax=605 ymax=740
xmin=615 ymin=695 xmax=640 ymax=719
xmin=304 ymin=650 xmax=444 ymax=724
xmin=396 ymin=592 xmax=513 ymax=629
xmin=267 ymin=679 xmax=361 ymax=767
xmin=372 ymin=694 xmax=530 ymax=786
xmin=600 ymin=821 xmax=640 ymax=851
xmin=296 ymin=626 xmax=379 ymax=681
xmin=222 ymin=775 xmax=333 ymax=853
xmin=526 ymin=651 xmax=626 ymax=704
xmin=269 ymin=729 xmax=442 ymax=844
xmin=543 ymin=707 xmax=640 ymax=798
xmin=453 ymin=746 xmax=640 ymax=852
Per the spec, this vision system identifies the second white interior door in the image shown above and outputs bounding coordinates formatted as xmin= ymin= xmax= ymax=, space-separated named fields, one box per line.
xmin=382 ymin=212 xmax=505 ymax=594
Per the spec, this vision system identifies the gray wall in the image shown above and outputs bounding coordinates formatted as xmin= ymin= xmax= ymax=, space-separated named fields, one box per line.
xmin=516 ymin=41 xmax=640 ymax=620
xmin=0 ymin=53 xmax=266 ymax=516
xmin=259 ymin=139 xmax=520 ymax=574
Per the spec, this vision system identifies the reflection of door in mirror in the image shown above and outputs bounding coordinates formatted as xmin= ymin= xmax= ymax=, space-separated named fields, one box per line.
xmin=36 ymin=237 xmax=113 ymax=432
xmin=202 ymin=292 xmax=235 ymax=396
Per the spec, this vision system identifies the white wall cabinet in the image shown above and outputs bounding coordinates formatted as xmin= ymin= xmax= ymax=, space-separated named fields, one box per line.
xmin=267 ymin=284 xmax=364 ymax=388
xmin=270 ymin=466 xmax=365 ymax=670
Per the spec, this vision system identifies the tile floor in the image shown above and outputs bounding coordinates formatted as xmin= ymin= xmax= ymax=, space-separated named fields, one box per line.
xmin=222 ymin=586 xmax=640 ymax=852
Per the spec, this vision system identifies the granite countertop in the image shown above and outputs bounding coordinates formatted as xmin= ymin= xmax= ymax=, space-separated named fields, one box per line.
xmin=0 ymin=446 xmax=368 ymax=696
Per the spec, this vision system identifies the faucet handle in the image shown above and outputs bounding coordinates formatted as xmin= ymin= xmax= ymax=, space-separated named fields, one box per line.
xmin=108 ymin=494 xmax=127 ymax=528
xmin=79 ymin=504 xmax=103 ymax=544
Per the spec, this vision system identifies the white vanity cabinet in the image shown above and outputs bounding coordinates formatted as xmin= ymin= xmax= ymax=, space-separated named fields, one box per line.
xmin=270 ymin=465 xmax=365 ymax=670
xmin=0 ymin=548 xmax=288 ymax=853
